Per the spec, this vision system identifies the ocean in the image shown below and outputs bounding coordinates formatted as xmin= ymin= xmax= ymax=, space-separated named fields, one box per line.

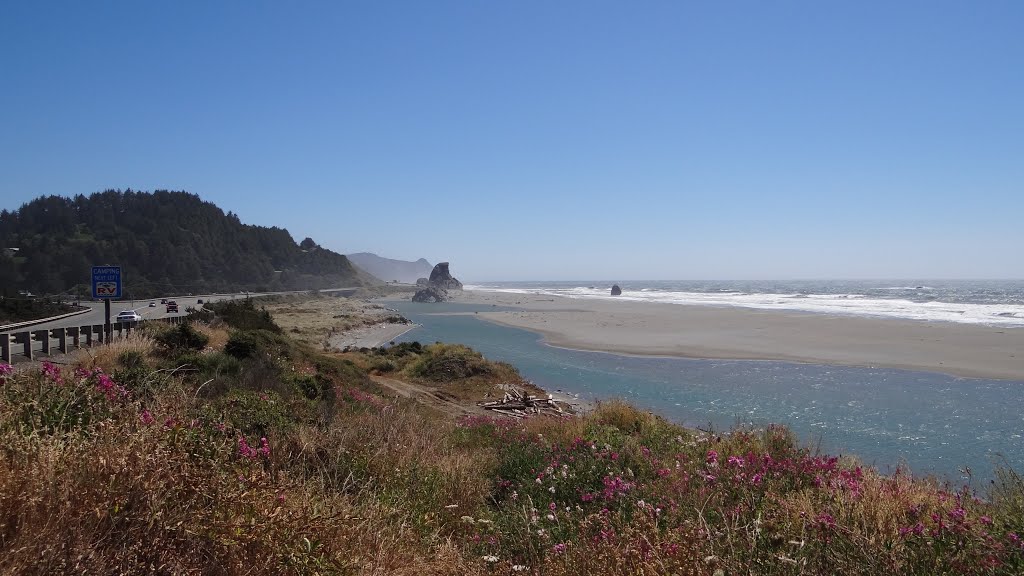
xmin=464 ymin=279 xmax=1024 ymax=327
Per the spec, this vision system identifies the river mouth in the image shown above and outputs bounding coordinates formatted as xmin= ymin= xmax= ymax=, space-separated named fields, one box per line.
xmin=388 ymin=300 xmax=1024 ymax=482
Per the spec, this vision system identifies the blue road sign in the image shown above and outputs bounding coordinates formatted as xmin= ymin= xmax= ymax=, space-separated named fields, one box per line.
xmin=92 ymin=266 xmax=122 ymax=299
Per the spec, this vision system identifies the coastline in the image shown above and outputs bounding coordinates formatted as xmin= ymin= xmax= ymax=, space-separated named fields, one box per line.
xmin=451 ymin=290 xmax=1024 ymax=381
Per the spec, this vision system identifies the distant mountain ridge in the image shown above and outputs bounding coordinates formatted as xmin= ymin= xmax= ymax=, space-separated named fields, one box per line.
xmin=346 ymin=253 xmax=434 ymax=284
xmin=0 ymin=189 xmax=378 ymax=297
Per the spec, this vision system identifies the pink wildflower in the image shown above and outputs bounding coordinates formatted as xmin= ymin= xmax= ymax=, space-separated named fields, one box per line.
xmin=40 ymin=361 xmax=63 ymax=383
xmin=96 ymin=373 xmax=115 ymax=393
xmin=238 ymin=436 xmax=271 ymax=459
xmin=601 ymin=475 xmax=635 ymax=500
xmin=706 ymin=450 xmax=718 ymax=464
xmin=140 ymin=410 xmax=155 ymax=425
xmin=815 ymin=512 xmax=837 ymax=530
xmin=239 ymin=437 xmax=257 ymax=458
xmin=948 ymin=507 xmax=967 ymax=523
xmin=551 ymin=543 xmax=567 ymax=554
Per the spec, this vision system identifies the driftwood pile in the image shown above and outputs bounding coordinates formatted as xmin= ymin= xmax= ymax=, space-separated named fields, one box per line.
xmin=480 ymin=387 xmax=565 ymax=418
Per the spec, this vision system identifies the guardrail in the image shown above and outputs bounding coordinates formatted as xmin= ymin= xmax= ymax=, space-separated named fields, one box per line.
xmin=0 ymin=306 xmax=92 ymax=332
xmin=0 ymin=316 xmax=189 ymax=364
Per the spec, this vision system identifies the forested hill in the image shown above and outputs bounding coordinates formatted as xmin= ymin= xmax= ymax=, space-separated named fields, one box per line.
xmin=0 ymin=190 xmax=379 ymax=298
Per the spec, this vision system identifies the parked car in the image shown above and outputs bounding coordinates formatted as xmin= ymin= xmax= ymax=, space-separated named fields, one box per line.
xmin=116 ymin=310 xmax=143 ymax=322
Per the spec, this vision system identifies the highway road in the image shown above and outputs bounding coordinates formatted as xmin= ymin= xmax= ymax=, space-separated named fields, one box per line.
xmin=14 ymin=288 xmax=360 ymax=333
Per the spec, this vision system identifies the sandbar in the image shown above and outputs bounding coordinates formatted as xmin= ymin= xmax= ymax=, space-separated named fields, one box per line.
xmin=451 ymin=290 xmax=1024 ymax=381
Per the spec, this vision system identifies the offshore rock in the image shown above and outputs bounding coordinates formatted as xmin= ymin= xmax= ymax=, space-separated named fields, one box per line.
xmin=611 ymin=284 xmax=622 ymax=296
xmin=416 ymin=277 xmax=429 ymax=286
xmin=428 ymin=262 xmax=463 ymax=290
xmin=412 ymin=286 xmax=448 ymax=303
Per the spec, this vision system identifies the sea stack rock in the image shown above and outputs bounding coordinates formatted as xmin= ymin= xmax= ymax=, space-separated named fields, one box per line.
xmin=427 ymin=262 xmax=463 ymax=290
xmin=412 ymin=286 xmax=448 ymax=303
xmin=611 ymin=284 xmax=622 ymax=296
xmin=412 ymin=262 xmax=463 ymax=302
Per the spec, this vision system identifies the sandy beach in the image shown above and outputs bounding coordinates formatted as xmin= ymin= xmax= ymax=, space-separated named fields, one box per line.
xmin=451 ymin=290 xmax=1024 ymax=381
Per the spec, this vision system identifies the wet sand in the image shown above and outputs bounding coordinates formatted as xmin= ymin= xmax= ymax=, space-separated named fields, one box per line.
xmin=452 ymin=290 xmax=1024 ymax=381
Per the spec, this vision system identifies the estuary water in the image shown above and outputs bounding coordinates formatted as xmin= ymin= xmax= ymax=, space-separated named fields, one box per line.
xmin=389 ymin=300 xmax=1024 ymax=483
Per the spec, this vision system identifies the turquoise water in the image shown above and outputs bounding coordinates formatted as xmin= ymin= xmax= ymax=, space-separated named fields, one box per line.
xmin=390 ymin=301 xmax=1024 ymax=483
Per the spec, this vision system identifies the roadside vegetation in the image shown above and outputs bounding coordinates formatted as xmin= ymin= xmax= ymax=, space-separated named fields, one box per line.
xmin=0 ymin=296 xmax=80 ymax=325
xmin=1 ymin=299 xmax=1022 ymax=574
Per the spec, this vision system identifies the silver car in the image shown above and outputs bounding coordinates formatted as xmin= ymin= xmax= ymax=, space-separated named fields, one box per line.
xmin=116 ymin=310 xmax=143 ymax=322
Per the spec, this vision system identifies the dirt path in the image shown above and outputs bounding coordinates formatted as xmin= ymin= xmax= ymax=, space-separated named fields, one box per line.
xmin=371 ymin=375 xmax=494 ymax=419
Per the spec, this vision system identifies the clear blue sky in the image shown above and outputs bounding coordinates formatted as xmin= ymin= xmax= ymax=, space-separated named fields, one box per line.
xmin=1 ymin=1 xmax=1021 ymax=281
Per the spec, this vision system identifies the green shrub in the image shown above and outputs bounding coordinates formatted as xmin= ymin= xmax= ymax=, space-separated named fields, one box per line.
xmin=154 ymin=322 xmax=209 ymax=352
xmin=118 ymin=350 xmax=146 ymax=369
xmin=380 ymin=341 xmax=422 ymax=358
xmin=175 ymin=351 xmax=242 ymax=379
xmin=216 ymin=390 xmax=291 ymax=437
xmin=206 ymin=299 xmax=281 ymax=332
xmin=406 ymin=343 xmax=493 ymax=382
xmin=224 ymin=329 xmax=292 ymax=361
xmin=291 ymin=373 xmax=335 ymax=401
xmin=368 ymin=357 xmax=398 ymax=373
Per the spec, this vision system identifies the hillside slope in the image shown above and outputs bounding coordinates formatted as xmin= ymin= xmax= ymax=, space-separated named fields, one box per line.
xmin=346 ymin=252 xmax=433 ymax=283
xmin=0 ymin=189 xmax=378 ymax=297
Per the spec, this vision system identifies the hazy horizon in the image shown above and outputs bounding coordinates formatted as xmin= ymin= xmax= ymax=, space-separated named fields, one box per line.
xmin=2 ymin=2 xmax=1021 ymax=280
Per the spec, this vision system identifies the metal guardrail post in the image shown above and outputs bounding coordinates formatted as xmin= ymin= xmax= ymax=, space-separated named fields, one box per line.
xmin=94 ymin=324 xmax=104 ymax=344
xmin=14 ymin=332 xmax=31 ymax=360
xmin=1 ymin=334 xmax=10 ymax=364
xmin=83 ymin=325 xmax=93 ymax=346
xmin=69 ymin=326 xmax=80 ymax=348
xmin=35 ymin=330 xmax=50 ymax=355
xmin=54 ymin=328 xmax=68 ymax=353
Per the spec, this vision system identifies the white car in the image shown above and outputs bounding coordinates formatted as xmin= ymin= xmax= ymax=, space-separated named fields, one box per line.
xmin=116 ymin=310 xmax=143 ymax=322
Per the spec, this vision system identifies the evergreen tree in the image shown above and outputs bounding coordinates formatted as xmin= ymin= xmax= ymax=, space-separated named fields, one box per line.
xmin=0 ymin=190 xmax=373 ymax=297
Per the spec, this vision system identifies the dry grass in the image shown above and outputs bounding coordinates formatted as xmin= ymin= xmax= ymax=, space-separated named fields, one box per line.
xmin=193 ymin=322 xmax=230 ymax=351
xmin=262 ymin=295 xmax=400 ymax=347
xmin=71 ymin=333 xmax=156 ymax=372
